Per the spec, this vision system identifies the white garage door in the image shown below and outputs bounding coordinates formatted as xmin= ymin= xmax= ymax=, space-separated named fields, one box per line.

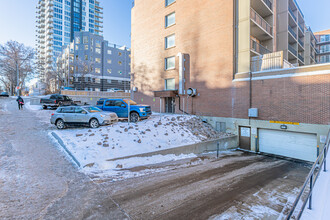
xmin=259 ymin=129 xmax=317 ymax=162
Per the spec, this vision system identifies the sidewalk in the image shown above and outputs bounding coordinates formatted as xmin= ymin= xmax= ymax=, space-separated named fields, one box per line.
xmin=301 ymin=158 xmax=330 ymax=220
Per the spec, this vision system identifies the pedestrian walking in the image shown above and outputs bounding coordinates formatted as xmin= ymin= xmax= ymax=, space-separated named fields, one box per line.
xmin=16 ymin=96 xmax=24 ymax=110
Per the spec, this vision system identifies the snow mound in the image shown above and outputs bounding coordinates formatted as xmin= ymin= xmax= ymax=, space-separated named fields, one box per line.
xmin=53 ymin=114 xmax=232 ymax=177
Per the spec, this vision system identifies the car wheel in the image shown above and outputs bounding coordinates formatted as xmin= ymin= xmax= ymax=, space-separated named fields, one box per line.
xmin=43 ymin=105 xmax=47 ymax=110
xmin=89 ymin=119 xmax=100 ymax=129
xmin=58 ymin=101 xmax=63 ymax=106
xmin=130 ymin=112 xmax=140 ymax=123
xmin=56 ymin=119 xmax=65 ymax=129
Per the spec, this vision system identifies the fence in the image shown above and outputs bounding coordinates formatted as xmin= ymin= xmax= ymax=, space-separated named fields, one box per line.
xmin=250 ymin=51 xmax=295 ymax=72
xmin=61 ymin=90 xmax=130 ymax=98
xmin=286 ymin=130 xmax=330 ymax=219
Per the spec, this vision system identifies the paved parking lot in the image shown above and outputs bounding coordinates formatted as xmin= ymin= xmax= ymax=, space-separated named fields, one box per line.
xmin=0 ymin=98 xmax=310 ymax=219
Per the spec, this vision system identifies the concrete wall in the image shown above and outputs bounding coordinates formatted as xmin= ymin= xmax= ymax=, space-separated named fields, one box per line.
xmin=108 ymin=136 xmax=238 ymax=161
xmin=203 ymin=116 xmax=330 ymax=152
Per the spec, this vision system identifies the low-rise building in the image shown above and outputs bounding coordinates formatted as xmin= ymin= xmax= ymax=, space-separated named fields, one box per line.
xmin=57 ymin=32 xmax=131 ymax=92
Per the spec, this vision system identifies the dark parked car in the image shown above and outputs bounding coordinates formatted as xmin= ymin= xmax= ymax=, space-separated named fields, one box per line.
xmin=0 ymin=92 xmax=9 ymax=97
xmin=40 ymin=94 xmax=75 ymax=109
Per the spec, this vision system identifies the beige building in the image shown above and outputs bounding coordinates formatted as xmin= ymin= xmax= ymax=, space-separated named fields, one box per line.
xmin=304 ymin=27 xmax=318 ymax=65
xmin=237 ymin=0 xmax=314 ymax=73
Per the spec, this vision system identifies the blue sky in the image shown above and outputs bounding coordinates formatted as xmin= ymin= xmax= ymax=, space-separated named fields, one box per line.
xmin=0 ymin=0 xmax=329 ymax=48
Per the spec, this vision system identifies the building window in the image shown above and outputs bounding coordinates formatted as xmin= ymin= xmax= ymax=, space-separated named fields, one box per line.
xmin=95 ymin=58 xmax=101 ymax=63
xmin=165 ymin=78 xmax=175 ymax=90
xmin=107 ymin=69 xmax=112 ymax=73
xmin=95 ymin=88 xmax=100 ymax=92
xmin=85 ymin=45 xmax=88 ymax=50
xmin=118 ymin=61 xmax=122 ymax=65
xmin=83 ymin=36 xmax=88 ymax=44
xmin=95 ymin=48 xmax=101 ymax=54
xmin=75 ymin=45 xmax=79 ymax=50
xmin=165 ymin=12 xmax=175 ymax=28
xmin=85 ymin=55 xmax=88 ymax=60
xmin=165 ymin=56 xmax=175 ymax=70
xmin=95 ymin=68 xmax=101 ymax=73
xmin=96 ymin=40 xmax=101 ymax=48
xmin=118 ymin=71 xmax=122 ymax=74
xmin=107 ymin=79 xmax=112 ymax=83
xmin=107 ymin=49 xmax=112 ymax=54
xmin=165 ymin=34 xmax=175 ymax=49
xmin=76 ymin=55 xmax=78 ymax=60
xmin=165 ymin=0 xmax=176 ymax=7
xmin=107 ymin=59 xmax=112 ymax=64
xmin=75 ymin=37 xmax=81 ymax=44
xmin=95 ymin=78 xmax=100 ymax=83
xmin=118 ymin=52 xmax=122 ymax=56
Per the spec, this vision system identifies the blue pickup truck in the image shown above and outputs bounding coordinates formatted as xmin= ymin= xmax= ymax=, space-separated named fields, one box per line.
xmin=96 ymin=98 xmax=151 ymax=122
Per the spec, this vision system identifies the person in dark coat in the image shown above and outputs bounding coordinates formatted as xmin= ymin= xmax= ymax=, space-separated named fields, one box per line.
xmin=16 ymin=96 xmax=24 ymax=110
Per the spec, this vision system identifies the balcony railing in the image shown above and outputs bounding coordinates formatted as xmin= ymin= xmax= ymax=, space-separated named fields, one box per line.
xmin=262 ymin=0 xmax=272 ymax=10
xmin=298 ymin=23 xmax=304 ymax=32
xmin=250 ymin=8 xmax=273 ymax=36
xmin=298 ymin=38 xmax=304 ymax=47
xmin=250 ymin=39 xmax=271 ymax=55
xmin=288 ymin=26 xmax=297 ymax=39
xmin=288 ymin=44 xmax=297 ymax=56
xmin=289 ymin=7 xmax=297 ymax=21
xmin=298 ymin=54 xmax=304 ymax=62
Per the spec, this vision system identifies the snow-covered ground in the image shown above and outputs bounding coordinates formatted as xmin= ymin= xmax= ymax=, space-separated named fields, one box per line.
xmin=26 ymin=101 xmax=231 ymax=179
xmin=301 ymin=156 xmax=330 ymax=220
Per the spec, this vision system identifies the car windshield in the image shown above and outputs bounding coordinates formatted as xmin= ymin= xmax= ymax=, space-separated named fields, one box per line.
xmin=84 ymin=106 xmax=102 ymax=113
xmin=63 ymin=96 xmax=72 ymax=101
xmin=123 ymin=99 xmax=137 ymax=105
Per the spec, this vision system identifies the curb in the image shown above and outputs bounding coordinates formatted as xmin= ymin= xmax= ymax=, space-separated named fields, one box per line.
xmin=51 ymin=132 xmax=81 ymax=167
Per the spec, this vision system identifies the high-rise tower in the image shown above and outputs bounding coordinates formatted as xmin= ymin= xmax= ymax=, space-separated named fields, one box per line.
xmin=36 ymin=0 xmax=103 ymax=80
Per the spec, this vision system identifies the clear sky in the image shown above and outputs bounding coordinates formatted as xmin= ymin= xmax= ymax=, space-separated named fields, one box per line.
xmin=0 ymin=0 xmax=329 ymax=48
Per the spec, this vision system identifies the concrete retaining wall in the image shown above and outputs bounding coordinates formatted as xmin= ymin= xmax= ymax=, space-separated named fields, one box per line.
xmin=108 ymin=136 xmax=238 ymax=161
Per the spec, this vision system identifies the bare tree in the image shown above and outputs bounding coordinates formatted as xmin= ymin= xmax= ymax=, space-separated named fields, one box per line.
xmin=0 ymin=41 xmax=35 ymax=95
xmin=72 ymin=58 xmax=95 ymax=90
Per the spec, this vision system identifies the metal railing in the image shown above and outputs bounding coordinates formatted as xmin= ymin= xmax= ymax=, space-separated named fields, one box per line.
xmin=262 ymin=0 xmax=273 ymax=10
xmin=298 ymin=54 xmax=304 ymax=62
xmin=298 ymin=23 xmax=304 ymax=32
xmin=298 ymin=38 xmax=304 ymax=47
xmin=250 ymin=8 xmax=273 ymax=36
xmin=289 ymin=7 xmax=297 ymax=21
xmin=288 ymin=26 xmax=297 ymax=39
xmin=288 ymin=44 xmax=297 ymax=56
xmin=286 ymin=130 xmax=330 ymax=219
xmin=250 ymin=39 xmax=271 ymax=55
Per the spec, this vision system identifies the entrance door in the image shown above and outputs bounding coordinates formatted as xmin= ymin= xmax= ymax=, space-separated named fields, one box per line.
xmin=239 ymin=126 xmax=251 ymax=150
xmin=165 ymin=97 xmax=175 ymax=113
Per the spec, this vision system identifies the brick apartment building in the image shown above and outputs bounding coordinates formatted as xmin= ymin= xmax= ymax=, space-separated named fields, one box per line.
xmin=131 ymin=0 xmax=330 ymax=162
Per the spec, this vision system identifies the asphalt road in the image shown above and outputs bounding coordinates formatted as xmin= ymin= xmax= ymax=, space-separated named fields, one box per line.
xmin=0 ymin=97 xmax=310 ymax=220
xmin=0 ymin=97 xmax=128 ymax=220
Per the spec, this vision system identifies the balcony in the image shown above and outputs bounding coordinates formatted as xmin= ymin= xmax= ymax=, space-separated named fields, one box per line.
xmin=298 ymin=54 xmax=304 ymax=62
xmin=298 ymin=38 xmax=304 ymax=47
xmin=288 ymin=26 xmax=297 ymax=39
xmin=250 ymin=39 xmax=271 ymax=55
xmin=298 ymin=23 xmax=304 ymax=32
xmin=288 ymin=44 xmax=297 ymax=56
xmin=288 ymin=7 xmax=297 ymax=21
xmin=250 ymin=8 xmax=273 ymax=40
